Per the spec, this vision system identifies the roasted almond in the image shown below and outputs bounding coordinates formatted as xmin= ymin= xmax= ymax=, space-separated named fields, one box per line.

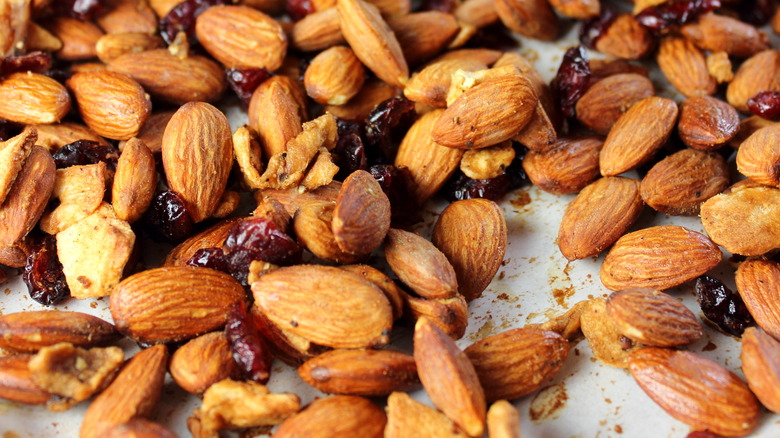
xmin=248 ymin=75 xmax=307 ymax=157
xmin=401 ymin=291 xmax=469 ymax=339
xmin=332 ymin=169 xmax=391 ymax=256
xmin=0 ymin=72 xmax=70 ymax=124
xmin=169 ymin=331 xmax=237 ymax=394
xmin=594 ymin=14 xmax=652 ymax=60
xmin=163 ymin=218 xmax=241 ymax=267
xmin=95 ymin=31 xmax=165 ymax=63
xmin=741 ymin=327 xmax=780 ymax=413
xmin=581 ymin=298 xmax=639 ymax=368
xmin=324 ymin=78 xmax=399 ymax=121
xmin=680 ymin=13 xmax=769 ymax=59
xmin=304 ymin=45 xmax=365 ymax=105
xmin=385 ymin=228 xmax=458 ymax=300
xmin=486 ymin=400 xmax=521 ymax=438
xmin=293 ymin=200 xmax=363 ymax=264
xmin=0 ymin=355 xmax=52 ymax=406
xmin=455 ymin=0 xmax=500 ymax=27
xmin=656 ymin=36 xmax=716 ymax=98
xmin=404 ymin=58 xmax=487 ymax=108
xmin=111 ymin=137 xmax=156 ymax=223
xmin=95 ymin=0 xmax=158 ymax=34
xmin=385 ymin=391 xmax=469 ymax=437
xmin=726 ymin=49 xmax=780 ymax=112
xmin=46 ymin=16 xmax=104 ymax=61
xmin=104 ymin=419 xmax=179 ymax=438
xmin=735 ymin=259 xmax=780 ymax=341
xmin=736 ymin=124 xmax=780 ymax=187
xmin=274 ymin=395 xmax=386 ymax=438
xmin=33 ymin=122 xmax=109 ymax=151
xmin=290 ymin=7 xmax=346 ymax=52
xmin=522 ymin=136 xmax=602 ymax=195
xmin=387 ymin=11 xmax=459 ymax=66
xmin=0 ymin=145 xmax=54 ymax=246
xmin=494 ymin=0 xmax=558 ymax=40
xmin=575 ymin=73 xmax=654 ymax=135
xmin=678 ymin=96 xmax=740 ymax=150
xmin=0 ymin=311 xmax=119 ymax=352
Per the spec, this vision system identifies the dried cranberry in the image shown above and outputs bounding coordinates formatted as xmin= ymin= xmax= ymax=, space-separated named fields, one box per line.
xmin=686 ymin=432 xmax=721 ymax=438
xmin=0 ymin=120 xmax=23 ymax=141
xmin=418 ymin=0 xmax=458 ymax=12
xmin=333 ymin=118 xmax=368 ymax=179
xmin=226 ymin=68 xmax=272 ymax=107
xmin=551 ymin=45 xmax=591 ymax=119
xmin=188 ymin=247 xmax=230 ymax=273
xmin=225 ymin=304 xmax=272 ymax=383
xmin=51 ymin=140 xmax=119 ymax=170
xmin=370 ymin=164 xmax=422 ymax=226
xmin=142 ymin=191 xmax=195 ymax=244
xmin=736 ymin=0 xmax=776 ymax=25
xmin=365 ymin=97 xmax=416 ymax=164
xmin=286 ymin=0 xmax=316 ymax=21
xmin=441 ymin=152 xmax=528 ymax=202
xmin=23 ymin=236 xmax=70 ymax=306
xmin=54 ymin=0 xmax=105 ymax=20
xmin=160 ymin=0 xmax=226 ymax=45
xmin=579 ymin=8 xmax=617 ymax=49
xmin=0 ymin=52 xmax=52 ymax=77
xmin=695 ymin=275 xmax=754 ymax=336
xmin=464 ymin=23 xmax=520 ymax=51
xmin=747 ymin=91 xmax=780 ymax=121
xmin=635 ymin=0 xmax=720 ymax=33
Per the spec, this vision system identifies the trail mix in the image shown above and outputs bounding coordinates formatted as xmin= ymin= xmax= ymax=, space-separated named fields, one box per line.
xmin=1 ymin=0 xmax=780 ymax=436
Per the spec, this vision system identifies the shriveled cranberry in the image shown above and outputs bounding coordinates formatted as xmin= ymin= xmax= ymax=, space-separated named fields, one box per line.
xmin=736 ymin=0 xmax=776 ymax=25
xmin=52 ymin=140 xmax=119 ymax=170
xmin=286 ymin=0 xmax=316 ymax=21
xmin=143 ymin=191 xmax=195 ymax=244
xmin=334 ymin=118 xmax=368 ymax=179
xmin=418 ymin=0 xmax=458 ymax=12
xmin=0 ymin=120 xmax=23 ymax=141
xmin=635 ymin=0 xmax=720 ymax=33
xmin=365 ymin=97 xmax=416 ymax=164
xmin=0 ymin=52 xmax=52 ymax=77
xmin=23 ymin=236 xmax=70 ymax=306
xmin=160 ymin=0 xmax=227 ymax=45
xmin=370 ymin=164 xmax=422 ymax=226
xmin=747 ymin=91 xmax=780 ymax=121
xmin=695 ymin=275 xmax=754 ymax=336
xmin=464 ymin=23 xmax=520 ymax=51
xmin=188 ymin=247 xmax=230 ymax=273
xmin=552 ymin=45 xmax=590 ymax=119
xmin=579 ymin=7 xmax=617 ymax=49
xmin=226 ymin=68 xmax=272 ymax=107
xmin=54 ymin=0 xmax=105 ymax=20
xmin=223 ymin=218 xmax=301 ymax=280
xmin=441 ymin=152 xmax=528 ymax=202
xmin=225 ymin=304 xmax=272 ymax=383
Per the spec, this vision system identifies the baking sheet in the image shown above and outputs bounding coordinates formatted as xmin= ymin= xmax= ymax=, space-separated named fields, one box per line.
xmin=2 ymin=24 xmax=780 ymax=438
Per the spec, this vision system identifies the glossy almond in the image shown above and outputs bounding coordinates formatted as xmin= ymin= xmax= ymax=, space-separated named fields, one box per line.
xmin=0 ymin=72 xmax=70 ymax=124
xmin=629 ymin=348 xmax=759 ymax=437
xmin=657 ymin=36 xmax=716 ymax=98
xmin=575 ymin=73 xmax=654 ymax=135
xmin=252 ymin=265 xmax=392 ymax=348
xmin=431 ymin=199 xmax=506 ymax=302
xmin=681 ymin=13 xmax=769 ymax=58
xmin=387 ymin=11 xmax=459 ymax=66
xmin=0 ymin=145 xmax=55 ymax=246
xmin=599 ymin=96 xmax=678 ymax=176
xmin=385 ymin=228 xmax=458 ymax=300
xmin=0 ymin=311 xmax=119 ymax=352
xmin=46 ymin=16 xmax=104 ymax=61
xmin=274 ymin=395 xmax=386 ymax=438
xmin=522 ymin=136 xmax=602 ymax=195
xmin=95 ymin=32 xmax=165 ymax=63
xmin=557 ymin=176 xmax=643 ymax=261
xmin=304 ymin=45 xmax=365 ymax=105
xmin=169 ymin=331 xmax=237 ymax=394
xmin=111 ymin=137 xmax=156 ymax=223
xmin=332 ymin=170 xmax=391 ymax=255
xmin=678 ymin=96 xmax=740 ymax=150
xmin=741 ymin=327 xmax=780 ymax=413
xmin=600 ymin=226 xmax=721 ymax=291
xmin=735 ymin=260 xmax=780 ymax=341
xmin=726 ymin=49 xmax=780 ymax=112
xmin=494 ymin=0 xmax=558 ymax=40
xmin=464 ymin=327 xmax=569 ymax=402
xmin=109 ymin=266 xmax=247 ymax=344
xmin=248 ymin=75 xmax=306 ymax=157
xmin=290 ymin=7 xmax=346 ymax=52
xmin=736 ymin=124 xmax=780 ymax=187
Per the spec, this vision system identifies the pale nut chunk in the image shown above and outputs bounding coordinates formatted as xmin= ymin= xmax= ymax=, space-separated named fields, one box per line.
xmin=332 ymin=169 xmax=391 ymax=256
xmin=0 ymin=311 xmax=120 ymax=353
xmin=522 ymin=136 xmax=602 ymax=195
xmin=0 ymin=126 xmax=36 ymax=206
xmin=459 ymin=142 xmax=515 ymax=180
xmin=274 ymin=395 xmax=385 ymax=438
xmin=581 ymin=299 xmax=640 ymax=368
xmin=736 ymin=124 xmax=780 ymax=187
xmin=494 ymin=0 xmax=559 ymax=41
xmin=387 ymin=11 xmax=459 ymax=66
xmin=95 ymin=31 xmax=165 ymax=63
xmin=735 ymin=260 xmax=780 ymax=342
xmin=232 ymin=126 xmax=264 ymax=190
xmin=629 ymin=348 xmax=760 ymax=437
xmin=486 ymin=400 xmax=521 ymax=438
xmin=528 ymin=298 xmax=590 ymax=342
xmin=111 ymin=137 xmax=156 ymax=223
xmin=304 ymin=46 xmax=365 ymax=105
xmin=0 ymin=0 xmax=29 ymax=56
xmin=680 ymin=13 xmax=769 ymax=59
xmin=707 ymin=51 xmax=734 ymax=84
xmin=700 ymin=185 xmax=780 ymax=256
xmin=46 ymin=16 xmax=104 ymax=61
xmin=678 ymin=96 xmax=740 ymax=150
xmin=727 ymin=49 xmax=780 ymax=112
xmin=196 ymin=5 xmax=287 ymax=70
xmin=67 ymin=70 xmax=152 ymax=141
xmin=385 ymin=391 xmax=469 ymax=438
xmin=403 ymin=58 xmax=487 ymax=108
xmin=594 ymin=14 xmax=653 ymax=60
xmin=575 ymin=73 xmax=654 ymax=135
xmin=385 ymin=228 xmax=458 ymax=300
xmin=0 ymin=72 xmax=71 ymax=125
xmin=741 ymin=327 xmax=780 ymax=413
xmin=40 ymin=162 xmax=111 ymax=235
xmin=657 ymin=36 xmax=717 ymax=98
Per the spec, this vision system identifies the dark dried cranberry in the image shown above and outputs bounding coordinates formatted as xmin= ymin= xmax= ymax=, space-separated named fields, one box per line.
xmin=747 ymin=91 xmax=780 ymax=121
xmin=286 ymin=0 xmax=316 ymax=21
xmin=418 ymin=0 xmax=458 ymax=12
xmin=142 ymin=191 xmax=195 ymax=244
xmin=0 ymin=52 xmax=52 ymax=77
xmin=370 ymin=164 xmax=422 ymax=226
xmin=334 ymin=118 xmax=368 ymax=179
xmin=226 ymin=68 xmax=272 ymax=107
xmin=441 ymin=152 xmax=528 ymax=202
xmin=579 ymin=7 xmax=617 ymax=49
xmin=686 ymin=432 xmax=721 ymax=438
xmin=365 ymin=97 xmax=416 ymax=164
xmin=0 ymin=120 xmax=23 ymax=141
xmin=551 ymin=45 xmax=591 ymax=119
xmin=160 ymin=0 xmax=226 ymax=45
xmin=188 ymin=247 xmax=230 ymax=273
xmin=695 ymin=275 xmax=754 ymax=336
xmin=23 ymin=236 xmax=70 ymax=306
xmin=464 ymin=23 xmax=520 ymax=51
xmin=54 ymin=0 xmax=105 ymax=20
xmin=52 ymin=140 xmax=119 ymax=170
xmin=736 ymin=0 xmax=776 ymax=25
xmin=225 ymin=304 xmax=272 ymax=383
xmin=635 ymin=0 xmax=720 ymax=33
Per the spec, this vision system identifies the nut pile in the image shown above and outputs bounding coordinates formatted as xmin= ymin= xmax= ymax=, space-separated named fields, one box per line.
xmin=1 ymin=0 xmax=780 ymax=436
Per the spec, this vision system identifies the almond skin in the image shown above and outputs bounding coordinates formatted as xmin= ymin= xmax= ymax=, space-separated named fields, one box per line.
xmin=0 ymin=355 xmax=52 ymax=405
xmin=0 ymin=72 xmax=70 ymax=124
xmin=404 ymin=59 xmax=487 ymax=108
xmin=274 ymin=395 xmax=386 ymax=438
xmin=291 ymin=8 xmax=346 ymax=52
xmin=387 ymin=11 xmax=459 ymax=66
xmin=0 ymin=311 xmax=119 ymax=352
xmin=726 ymin=49 xmax=780 ymax=112
xmin=522 ymin=136 xmax=602 ymax=195
xmin=575 ymin=73 xmax=654 ymax=135
xmin=657 ymin=36 xmax=717 ymax=98
xmin=169 ymin=331 xmax=237 ymax=394
xmin=385 ymin=391 xmax=469 ymax=438
xmin=332 ymin=169 xmax=391 ymax=256
xmin=736 ymin=124 xmax=780 ymax=187
xmin=594 ymin=14 xmax=652 ymax=60
xmin=111 ymin=137 xmax=156 ymax=223
xmin=629 ymin=348 xmax=759 ymax=437
xmin=95 ymin=32 xmax=165 ymax=64
xmin=385 ymin=228 xmax=458 ymax=300
xmin=681 ymin=13 xmax=769 ymax=59
xmin=109 ymin=266 xmax=247 ymax=344
xmin=678 ymin=96 xmax=740 ymax=150
xmin=741 ymin=327 xmax=780 ymax=413
xmin=735 ymin=259 xmax=780 ymax=341
xmin=304 ymin=45 xmax=365 ymax=105
xmin=494 ymin=0 xmax=559 ymax=40
xmin=0 ymin=145 xmax=55 ymax=246
xmin=600 ymin=226 xmax=721 ymax=291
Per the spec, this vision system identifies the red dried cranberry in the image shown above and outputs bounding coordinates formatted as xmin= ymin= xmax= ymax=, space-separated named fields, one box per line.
xmin=286 ymin=0 xmax=316 ymax=21
xmin=187 ymin=247 xmax=230 ymax=273
xmin=464 ymin=23 xmax=520 ymax=51
xmin=160 ymin=0 xmax=227 ymax=45
xmin=579 ymin=7 xmax=617 ymax=49
xmin=0 ymin=52 xmax=52 ymax=77
xmin=54 ymin=0 xmax=105 ymax=20
xmin=736 ymin=0 xmax=776 ymax=25
xmin=52 ymin=140 xmax=119 ymax=170
xmin=695 ymin=275 xmax=754 ymax=336
xmin=551 ymin=45 xmax=591 ymax=119
xmin=686 ymin=432 xmax=721 ymax=438
xmin=142 ymin=191 xmax=195 ymax=244
xmin=365 ymin=97 xmax=416 ymax=164
xmin=226 ymin=68 xmax=272 ymax=107
xmin=441 ymin=151 xmax=528 ymax=202
xmin=23 ymin=236 xmax=70 ymax=306
xmin=334 ymin=118 xmax=368 ymax=179
xmin=369 ymin=164 xmax=422 ymax=226
xmin=635 ymin=0 xmax=720 ymax=33
xmin=225 ymin=304 xmax=272 ymax=383
xmin=418 ymin=0 xmax=458 ymax=12
xmin=747 ymin=91 xmax=780 ymax=121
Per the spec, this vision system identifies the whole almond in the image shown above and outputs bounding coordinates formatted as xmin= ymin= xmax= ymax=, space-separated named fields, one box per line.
xmin=46 ymin=16 xmax=104 ymax=61
xmin=304 ymin=45 xmax=365 ymax=105
xmin=736 ymin=124 xmax=780 ymax=187
xmin=657 ymin=36 xmax=716 ymax=98
xmin=735 ymin=259 xmax=780 ymax=341
xmin=594 ymin=14 xmax=652 ymax=60
xmin=431 ymin=198 xmax=506 ymax=302
xmin=464 ymin=327 xmax=569 ymax=402
xmin=67 ymin=70 xmax=151 ymax=141
xmin=252 ymin=265 xmax=392 ymax=348
xmin=293 ymin=200 xmax=363 ymax=264
xmin=169 ymin=331 xmax=237 ymax=394
xmin=639 ymin=148 xmax=729 ymax=216
xmin=0 ymin=355 xmax=52 ymax=406
xmin=340 ymin=264 xmax=404 ymax=320
xmin=385 ymin=228 xmax=458 ymax=300
xmin=680 ymin=13 xmax=769 ymax=58
xmin=95 ymin=31 xmax=165 ymax=63
xmin=111 ymin=137 xmax=156 ymax=223
xmin=486 ymin=400 xmax=521 ymax=438
xmin=332 ymin=170 xmax=391 ymax=255
xmin=0 ymin=72 xmax=70 ymax=124
xmin=0 ymin=146 xmax=54 ymax=246
xmin=599 ymin=96 xmax=678 ymax=176
xmin=163 ymin=218 xmax=241 ymax=267
xmin=0 ymin=311 xmax=119 ymax=352
xmin=95 ymin=0 xmax=158 ymax=34
xmin=404 ymin=58 xmax=487 ymax=108
xmin=104 ymin=419 xmax=178 ymax=438
xmin=726 ymin=49 xmax=780 ymax=112
xmin=337 ymin=0 xmax=408 ymax=87
xmin=248 ymin=75 xmax=307 ymax=157
xmin=741 ymin=327 xmax=780 ymax=413
xmin=290 ymin=7 xmax=346 ymax=52
xmin=522 ymin=136 xmax=602 ymax=195
xmin=298 ymin=349 xmax=418 ymax=396
xmin=162 ymin=101 xmax=233 ymax=223
xmin=575 ymin=73 xmax=654 ymax=135
xmin=678 ymin=96 xmax=740 ymax=150
xmin=455 ymin=0 xmax=500 ymax=27
xmin=109 ymin=266 xmax=247 ymax=344
xmin=557 ymin=176 xmax=643 ymax=261
xmin=629 ymin=348 xmax=759 ymax=437
xmin=196 ymin=5 xmax=287 ymax=70
xmin=600 ymin=225 xmax=721 ymax=291
xmin=494 ymin=0 xmax=559 ymax=40
xmin=387 ymin=11 xmax=459 ymax=66
xmin=547 ymin=0 xmax=598 ymax=18
xmin=385 ymin=391 xmax=469 ymax=437
xmin=401 ymin=291 xmax=469 ymax=339
xmin=274 ymin=395 xmax=386 ymax=438
xmin=80 ymin=345 xmax=169 ymax=438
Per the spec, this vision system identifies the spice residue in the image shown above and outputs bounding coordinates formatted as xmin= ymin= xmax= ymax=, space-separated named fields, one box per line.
xmin=529 ymin=382 xmax=568 ymax=423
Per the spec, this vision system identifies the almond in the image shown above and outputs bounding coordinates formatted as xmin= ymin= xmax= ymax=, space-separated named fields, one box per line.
xmin=33 ymin=122 xmax=109 ymax=151
xmin=678 ymin=96 xmax=740 ymax=150
xmin=46 ymin=16 xmax=104 ymax=61
xmin=0 ymin=355 xmax=52 ymax=406
xmin=404 ymin=59 xmax=487 ymax=108
xmin=416 ymin=317 xmax=486 ymax=436
xmin=111 ymin=137 xmax=156 ymax=223
xmin=401 ymin=290 xmax=469 ymax=339
xmin=274 ymin=395 xmax=386 ymax=438
xmin=735 ymin=259 xmax=780 ymax=341
xmin=332 ymin=169 xmax=391 ymax=255
xmin=707 ymin=50 xmax=734 ymax=83
xmin=581 ymin=298 xmax=639 ymax=368
xmin=324 ymin=78 xmax=399 ymax=121
xmin=95 ymin=0 xmax=158 ymax=34
xmin=629 ymin=348 xmax=759 ymax=437
xmin=741 ymin=327 xmax=780 ymax=413
xmin=0 ymin=72 xmax=70 ymax=124
xmin=681 ymin=13 xmax=769 ymax=58
xmin=0 ymin=145 xmax=54 ymax=246
xmin=169 ymin=331 xmax=237 ymax=394
xmin=606 ymin=288 xmax=702 ymax=347
xmin=455 ymin=0 xmax=500 ymax=27
xmin=0 ymin=311 xmax=119 ymax=353
xmin=557 ymin=176 xmax=643 ymax=261
xmin=252 ymin=265 xmax=392 ymax=348
xmin=594 ymin=14 xmax=652 ymax=60
xmin=109 ymin=266 xmax=247 ymax=344
xmin=304 ymin=45 xmax=365 ymax=105
xmin=104 ymin=419 xmax=178 ymax=438
xmin=248 ymin=75 xmax=307 ymax=158
xmin=486 ymin=400 xmax=521 ymax=438
xmin=726 ymin=49 xmax=780 ymax=112
xmin=95 ymin=31 xmax=165 ymax=63
xmin=575 ymin=73 xmax=654 ymax=135
xmin=385 ymin=228 xmax=458 ymax=300
xmin=465 ymin=327 xmax=569 ymax=402
xmin=600 ymin=225 xmax=721 ymax=291
xmin=736 ymin=124 xmax=780 ymax=187
xmin=522 ymin=136 xmax=602 ymax=195
xmin=163 ymin=218 xmax=240 ymax=267
xmin=494 ymin=0 xmax=559 ymax=40
xmin=599 ymin=96 xmax=678 ymax=176
xmin=340 ymin=264 xmax=403 ymax=320
xmin=40 ymin=163 xmax=110 ymax=235
xmin=387 ymin=11 xmax=459 ymax=66
xmin=431 ymin=198 xmax=506 ymax=302
xmin=385 ymin=391 xmax=469 ymax=437
xmin=196 ymin=5 xmax=287 ymax=70
xmin=293 ymin=201 xmax=363 ymax=264
xmin=657 ymin=36 xmax=716 ymax=98
xmin=290 ymin=7 xmax=346 ymax=52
